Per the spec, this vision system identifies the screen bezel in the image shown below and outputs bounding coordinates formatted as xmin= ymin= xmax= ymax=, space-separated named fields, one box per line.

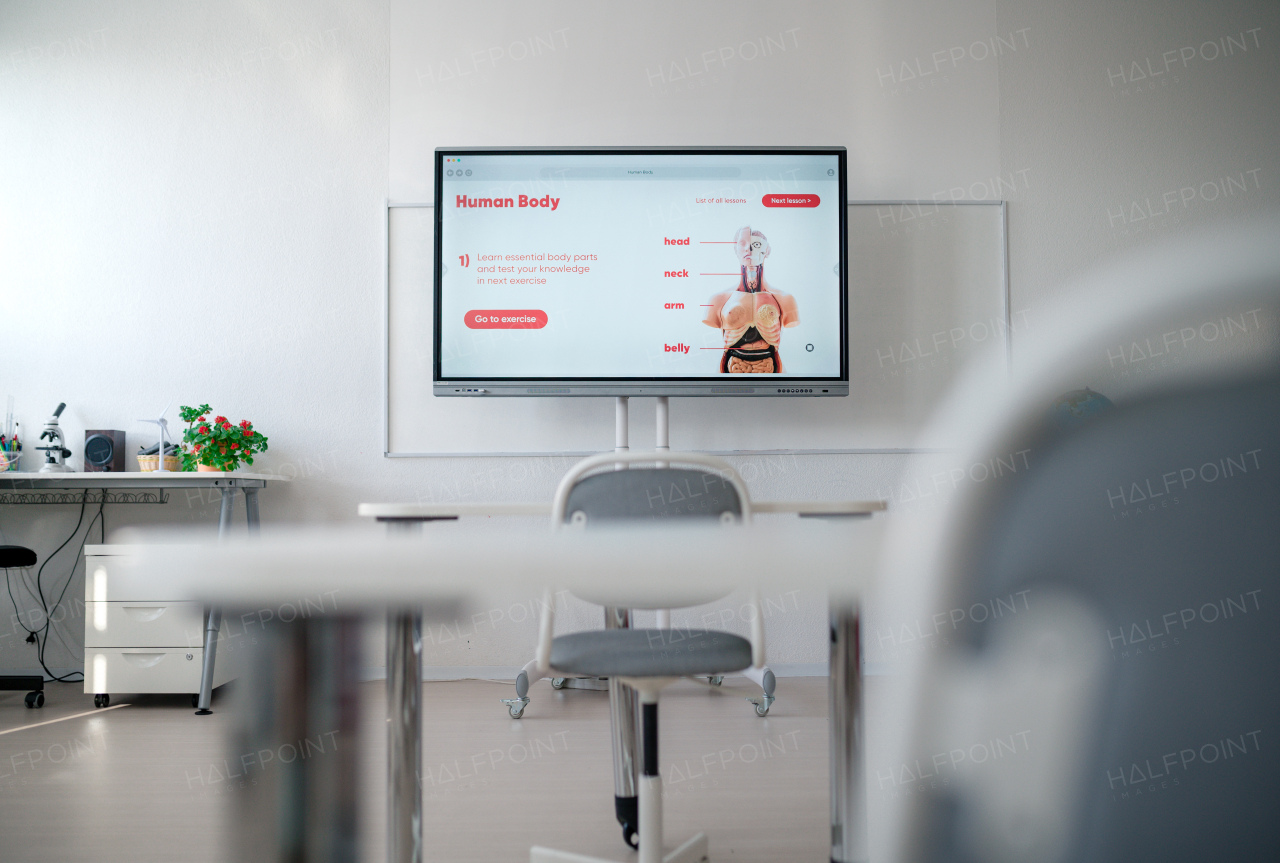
xmin=433 ymin=146 xmax=848 ymax=397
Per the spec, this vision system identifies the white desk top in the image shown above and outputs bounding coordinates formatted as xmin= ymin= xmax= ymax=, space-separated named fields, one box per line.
xmin=356 ymin=500 xmax=886 ymax=519
xmin=118 ymin=520 xmax=882 ymax=608
xmin=0 ymin=471 xmax=289 ymax=488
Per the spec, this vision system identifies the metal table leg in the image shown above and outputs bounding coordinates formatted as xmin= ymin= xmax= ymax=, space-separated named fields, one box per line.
xmin=830 ymin=602 xmax=867 ymax=863
xmin=244 ymin=487 xmax=260 ymax=533
xmin=231 ymin=610 xmax=362 ymax=862
xmin=195 ymin=486 xmax=236 ymax=715
xmin=388 ymin=610 xmax=423 ymax=863
xmin=605 ymin=605 xmax=640 ymax=847
xmin=385 ymin=519 xmax=424 ymax=863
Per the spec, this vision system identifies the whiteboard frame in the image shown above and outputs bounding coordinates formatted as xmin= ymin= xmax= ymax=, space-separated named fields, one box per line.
xmin=383 ymin=200 xmax=1008 ymax=458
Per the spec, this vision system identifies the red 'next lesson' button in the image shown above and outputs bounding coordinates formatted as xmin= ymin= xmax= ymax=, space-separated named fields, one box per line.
xmin=762 ymin=194 xmax=820 ymax=208
xmin=464 ymin=310 xmax=548 ymax=329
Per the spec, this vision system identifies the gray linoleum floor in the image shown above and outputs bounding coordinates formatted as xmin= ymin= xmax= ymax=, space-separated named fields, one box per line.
xmin=0 ymin=676 xmax=831 ymax=862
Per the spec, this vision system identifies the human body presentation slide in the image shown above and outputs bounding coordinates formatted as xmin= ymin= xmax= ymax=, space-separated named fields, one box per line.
xmin=437 ymin=152 xmax=842 ymax=379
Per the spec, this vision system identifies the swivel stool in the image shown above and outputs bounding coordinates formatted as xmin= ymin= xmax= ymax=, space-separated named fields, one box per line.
xmin=0 ymin=545 xmax=46 ymax=708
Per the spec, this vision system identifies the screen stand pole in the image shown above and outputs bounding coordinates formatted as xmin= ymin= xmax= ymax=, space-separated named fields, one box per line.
xmin=614 ymin=396 xmax=629 ymax=469
xmin=654 ymin=397 xmax=673 ymax=622
xmin=655 ymin=396 xmax=669 ymax=467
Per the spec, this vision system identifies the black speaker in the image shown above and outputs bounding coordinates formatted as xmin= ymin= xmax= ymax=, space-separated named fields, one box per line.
xmin=84 ymin=430 xmax=126 ymax=472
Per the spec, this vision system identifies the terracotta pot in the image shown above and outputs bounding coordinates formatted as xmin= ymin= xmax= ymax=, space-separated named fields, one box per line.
xmin=197 ymin=463 xmax=231 ymax=472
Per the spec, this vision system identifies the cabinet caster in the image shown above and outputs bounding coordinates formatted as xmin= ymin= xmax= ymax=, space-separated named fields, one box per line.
xmin=551 ymin=677 xmax=567 ymax=690
xmin=707 ymin=675 xmax=724 ymax=686
xmin=25 ymin=691 xmax=44 ymax=708
xmin=94 ymin=693 xmax=109 ymax=709
xmin=747 ymin=693 xmax=774 ymax=717
xmin=502 ymin=696 xmax=529 ymax=719
xmin=192 ymin=694 xmax=200 ymax=709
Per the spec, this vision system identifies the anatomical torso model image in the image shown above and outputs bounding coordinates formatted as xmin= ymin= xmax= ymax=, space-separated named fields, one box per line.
xmin=702 ymin=227 xmax=800 ymax=373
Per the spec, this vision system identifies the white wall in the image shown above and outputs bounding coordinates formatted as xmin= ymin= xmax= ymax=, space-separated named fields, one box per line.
xmin=2 ymin=0 xmax=1277 ymax=677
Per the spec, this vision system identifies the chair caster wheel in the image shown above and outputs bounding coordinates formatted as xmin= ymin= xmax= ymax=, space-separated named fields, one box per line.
xmin=94 ymin=693 xmax=109 ymax=709
xmin=25 ymin=691 xmax=44 ymax=708
xmin=747 ymin=693 xmax=774 ymax=717
xmin=615 ymin=795 xmax=638 ymax=848
xmin=502 ymin=696 xmax=529 ymax=719
xmin=551 ymin=677 xmax=567 ymax=690
xmin=707 ymin=675 xmax=724 ymax=686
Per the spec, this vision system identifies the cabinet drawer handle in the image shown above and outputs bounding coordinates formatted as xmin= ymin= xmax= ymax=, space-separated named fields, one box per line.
xmin=121 ymin=606 xmax=169 ymax=622
xmin=121 ymin=652 xmax=166 ymax=668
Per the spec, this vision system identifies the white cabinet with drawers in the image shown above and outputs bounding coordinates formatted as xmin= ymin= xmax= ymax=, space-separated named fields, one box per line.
xmin=83 ymin=545 xmax=240 ymax=705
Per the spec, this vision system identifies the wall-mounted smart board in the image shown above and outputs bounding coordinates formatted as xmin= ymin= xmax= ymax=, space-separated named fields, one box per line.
xmin=386 ymin=200 xmax=1008 ymax=455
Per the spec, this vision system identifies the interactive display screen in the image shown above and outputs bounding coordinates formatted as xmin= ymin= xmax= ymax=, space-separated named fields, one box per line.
xmin=434 ymin=148 xmax=847 ymax=395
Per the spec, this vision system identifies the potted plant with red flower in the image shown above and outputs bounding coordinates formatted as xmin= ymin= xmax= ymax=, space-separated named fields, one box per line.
xmin=178 ymin=404 xmax=269 ymax=472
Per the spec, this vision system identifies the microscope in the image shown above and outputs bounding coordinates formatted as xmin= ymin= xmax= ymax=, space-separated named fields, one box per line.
xmin=37 ymin=402 xmax=72 ymax=473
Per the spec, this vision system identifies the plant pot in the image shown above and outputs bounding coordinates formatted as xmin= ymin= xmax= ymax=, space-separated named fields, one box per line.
xmin=197 ymin=463 xmax=231 ymax=472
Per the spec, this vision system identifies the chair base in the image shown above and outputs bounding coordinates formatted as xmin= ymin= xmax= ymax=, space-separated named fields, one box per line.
xmin=507 ymin=655 xmax=776 ymax=717
xmin=531 ymin=831 xmax=707 ymax=863
xmin=554 ymin=676 xmax=611 ymax=691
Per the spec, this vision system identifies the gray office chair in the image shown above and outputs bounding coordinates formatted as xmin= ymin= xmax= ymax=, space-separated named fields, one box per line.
xmin=503 ymin=451 xmax=776 ymax=848
xmin=0 ymin=546 xmax=46 ymax=708
xmin=879 ymin=229 xmax=1280 ymax=863
xmin=529 ymin=536 xmax=766 ymax=863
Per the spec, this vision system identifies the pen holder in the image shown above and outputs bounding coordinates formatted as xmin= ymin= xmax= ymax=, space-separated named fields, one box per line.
xmin=0 ymin=450 xmax=19 ymax=472
xmin=137 ymin=454 xmax=181 ymax=472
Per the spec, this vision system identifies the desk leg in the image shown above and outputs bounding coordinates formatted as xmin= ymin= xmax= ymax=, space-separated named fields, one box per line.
xmin=387 ymin=610 xmax=423 ymax=863
xmin=830 ymin=602 xmax=867 ymax=863
xmin=195 ymin=487 xmax=236 ymax=715
xmin=232 ymin=612 xmax=362 ymax=862
xmin=244 ymin=487 xmax=260 ymax=532
xmin=384 ymin=519 xmax=424 ymax=863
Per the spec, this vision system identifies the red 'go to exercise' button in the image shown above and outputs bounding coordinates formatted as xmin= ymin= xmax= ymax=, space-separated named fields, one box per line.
xmin=762 ymin=193 xmax=820 ymax=208
xmin=464 ymin=309 xmax=548 ymax=329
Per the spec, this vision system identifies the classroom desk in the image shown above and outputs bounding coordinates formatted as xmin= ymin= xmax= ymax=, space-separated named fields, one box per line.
xmin=124 ymin=509 xmax=882 ymax=862
xmin=0 ymin=471 xmax=288 ymax=713
xmin=356 ymin=499 xmax=884 ymax=863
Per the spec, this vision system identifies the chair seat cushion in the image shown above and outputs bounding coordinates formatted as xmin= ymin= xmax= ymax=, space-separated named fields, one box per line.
xmin=550 ymin=628 xmax=752 ymax=678
xmin=0 ymin=546 xmax=37 ymax=568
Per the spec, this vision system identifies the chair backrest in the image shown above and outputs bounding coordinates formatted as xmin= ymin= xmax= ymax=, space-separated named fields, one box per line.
xmin=551 ymin=452 xmax=751 ymax=527
xmin=880 ymin=227 xmax=1280 ymax=863
xmin=929 ymin=371 xmax=1278 ymax=863
xmin=537 ymin=451 xmax=764 ymax=670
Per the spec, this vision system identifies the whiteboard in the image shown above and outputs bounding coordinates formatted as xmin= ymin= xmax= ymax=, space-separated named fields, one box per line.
xmin=385 ymin=201 xmax=1008 ymax=455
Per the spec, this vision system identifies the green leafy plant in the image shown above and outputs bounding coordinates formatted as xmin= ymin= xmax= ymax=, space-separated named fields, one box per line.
xmin=178 ymin=404 xmax=268 ymax=471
